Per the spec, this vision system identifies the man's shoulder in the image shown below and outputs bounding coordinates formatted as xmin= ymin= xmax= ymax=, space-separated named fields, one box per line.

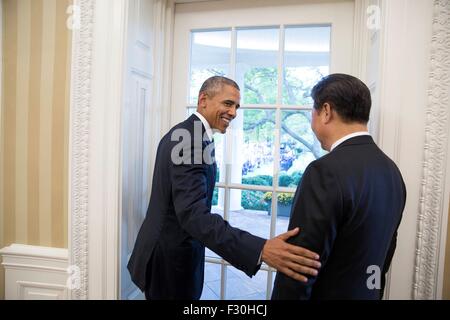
xmin=161 ymin=118 xmax=194 ymax=141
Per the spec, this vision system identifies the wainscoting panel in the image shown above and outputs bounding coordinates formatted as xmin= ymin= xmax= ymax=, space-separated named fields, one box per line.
xmin=0 ymin=244 xmax=69 ymax=299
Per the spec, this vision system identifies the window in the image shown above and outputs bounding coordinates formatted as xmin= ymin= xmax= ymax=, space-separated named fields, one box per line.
xmin=188 ymin=25 xmax=330 ymax=300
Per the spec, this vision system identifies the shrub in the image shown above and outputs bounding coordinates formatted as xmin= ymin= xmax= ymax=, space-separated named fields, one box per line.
xmin=242 ymin=175 xmax=273 ymax=186
xmin=212 ymin=188 xmax=218 ymax=206
xmin=277 ymin=193 xmax=294 ymax=205
xmin=278 ymin=172 xmax=293 ymax=187
xmin=241 ymin=190 xmax=269 ymax=211
xmin=263 ymin=192 xmax=294 ymax=205
xmin=291 ymin=171 xmax=303 ymax=186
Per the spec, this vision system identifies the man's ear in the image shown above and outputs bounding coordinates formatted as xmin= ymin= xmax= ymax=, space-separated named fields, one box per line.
xmin=198 ymin=92 xmax=208 ymax=109
xmin=322 ymin=103 xmax=333 ymax=124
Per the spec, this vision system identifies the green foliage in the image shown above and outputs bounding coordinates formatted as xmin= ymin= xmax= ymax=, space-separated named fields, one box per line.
xmin=277 ymin=193 xmax=294 ymax=205
xmin=291 ymin=171 xmax=303 ymax=186
xmin=241 ymin=190 xmax=269 ymax=211
xmin=242 ymin=109 xmax=275 ymax=144
xmin=263 ymin=192 xmax=294 ymax=205
xmin=212 ymin=188 xmax=218 ymax=206
xmin=278 ymin=171 xmax=303 ymax=187
xmin=278 ymin=173 xmax=293 ymax=187
xmin=242 ymin=175 xmax=273 ymax=186
xmin=244 ymin=68 xmax=278 ymax=104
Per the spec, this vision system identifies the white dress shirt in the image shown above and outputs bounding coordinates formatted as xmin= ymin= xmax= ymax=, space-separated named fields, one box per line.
xmin=330 ymin=132 xmax=371 ymax=152
xmin=194 ymin=111 xmax=214 ymax=142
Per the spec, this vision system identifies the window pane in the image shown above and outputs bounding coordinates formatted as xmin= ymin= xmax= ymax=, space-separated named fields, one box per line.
xmin=278 ymin=110 xmax=324 ymax=187
xmin=225 ymin=266 xmax=267 ymax=300
xmin=190 ymin=30 xmax=231 ymax=104
xmin=206 ymin=187 xmax=225 ymax=259
xmin=201 ymin=263 xmax=221 ymax=300
xmin=231 ymin=109 xmax=275 ymax=186
xmin=187 ymin=107 xmax=195 ymax=117
xmin=283 ymin=26 xmax=331 ymax=105
xmin=228 ymin=189 xmax=271 ymax=240
xmin=237 ymin=28 xmax=279 ymax=105
xmin=275 ymin=192 xmax=294 ymax=236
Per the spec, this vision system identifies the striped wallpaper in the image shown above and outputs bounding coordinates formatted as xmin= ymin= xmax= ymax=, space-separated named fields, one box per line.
xmin=0 ymin=0 xmax=72 ymax=256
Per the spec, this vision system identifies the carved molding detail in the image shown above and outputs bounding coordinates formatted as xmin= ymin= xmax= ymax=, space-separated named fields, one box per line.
xmin=414 ymin=0 xmax=450 ymax=300
xmin=69 ymin=0 xmax=95 ymax=300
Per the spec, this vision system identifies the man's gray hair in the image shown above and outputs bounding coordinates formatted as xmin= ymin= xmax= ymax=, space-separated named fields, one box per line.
xmin=199 ymin=76 xmax=240 ymax=98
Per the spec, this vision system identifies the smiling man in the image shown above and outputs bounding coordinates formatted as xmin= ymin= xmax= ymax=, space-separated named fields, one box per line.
xmin=128 ymin=76 xmax=321 ymax=300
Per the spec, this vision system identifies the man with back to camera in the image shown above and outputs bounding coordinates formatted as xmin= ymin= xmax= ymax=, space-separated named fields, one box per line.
xmin=128 ymin=76 xmax=322 ymax=300
xmin=271 ymin=74 xmax=406 ymax=300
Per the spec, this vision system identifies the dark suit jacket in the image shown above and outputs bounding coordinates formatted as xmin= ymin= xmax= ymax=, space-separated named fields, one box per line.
xmin=127 ymin=114 xmax=266 ymax=299
xmin=272 ymin=135 xmax=406 ymax=300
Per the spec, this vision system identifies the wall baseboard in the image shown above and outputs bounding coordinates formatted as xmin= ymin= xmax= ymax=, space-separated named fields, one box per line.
xmin=0 ymin=244 xmax=69 ymax=300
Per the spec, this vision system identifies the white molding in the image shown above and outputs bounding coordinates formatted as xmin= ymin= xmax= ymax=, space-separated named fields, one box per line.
xmin=69 ymin=0 xmax=128 ymax=300
xmin=0 ymin=244 xmax=69 ymax=300
xmin=0 ymin=244 xmax=68 ymax=260
xmin=17 ymin=281 xmax=68 ymax=300
xmin=153 ymin=0 xmax=175 ymax=136
xmin=352 ymin=0 xmax=370 ymax=80
xmin=414 ymin=0 xmax=450 ymax=300
xmin=69 ymin=0 xmax=174 ymax=300
xmin=376 ymin=0 xmax=408 ymax=299
xmin=68 ymin=0 xmax=95 ymax=300
xmin=375 ymin=0 xmax=438 ymax=299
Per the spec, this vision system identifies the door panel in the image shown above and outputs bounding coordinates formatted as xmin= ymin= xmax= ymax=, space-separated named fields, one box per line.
xmin=120 ymin=0 xmax=154 ymax=300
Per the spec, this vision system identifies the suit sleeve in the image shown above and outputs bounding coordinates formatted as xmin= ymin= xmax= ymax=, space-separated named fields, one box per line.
xmin=272 ymin=162 xmax=343 ymax=299
xmin=380 ymin=230 xmax=396 ymax=299
xmin=171 ymin=142 xmax=266 ymax=277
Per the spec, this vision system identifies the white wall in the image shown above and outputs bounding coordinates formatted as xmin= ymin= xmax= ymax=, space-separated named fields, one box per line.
xmin=376 ymin=0 xmax=440 ymax=299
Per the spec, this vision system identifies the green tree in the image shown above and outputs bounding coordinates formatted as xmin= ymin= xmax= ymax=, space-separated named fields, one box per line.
xmin=204 ymin=67 xmax=325 ymax=159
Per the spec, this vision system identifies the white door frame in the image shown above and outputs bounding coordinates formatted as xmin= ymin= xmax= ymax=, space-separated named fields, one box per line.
xmin=68 ymin=0 xmax=449 ymax=300
xmin=68 ymin=0 xmax=175 ymax=299
xmin=68 ymin=0 xmax=128 ymax=299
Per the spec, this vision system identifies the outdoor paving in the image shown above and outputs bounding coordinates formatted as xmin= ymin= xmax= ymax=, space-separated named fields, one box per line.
xmin=201 ymin=209 xmax=290 ymax=300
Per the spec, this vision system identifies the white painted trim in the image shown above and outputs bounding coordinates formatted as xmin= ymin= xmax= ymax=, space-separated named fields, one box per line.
xmin=69 ymin=0 xmax=128 ymax=300
xmin=375 ymin=0 xmax=411 ymax=299
xmin=0 ymin=244 xmax=69 ymax=300
xmin=68 ymin=0 xmax=95 ymax=300
xmin=374 ymin=0 xmax=449 ymax=300
xmin=0 ymin=244 xmax=68 ymax=260
xmin=69 ymin=0 xmax=175 ymax=300
xmin=414 ymin=0 xmax=450 ymax=300
xmin=17 ymin=281 xmax=68 ymax=300
xmin=352 ymin=0 xmax=370 ymax=80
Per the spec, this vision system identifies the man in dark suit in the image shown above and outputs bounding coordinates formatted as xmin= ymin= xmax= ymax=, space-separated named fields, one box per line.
xmin=272 ymin=74 xmax=406 ymax=300
xmin=128 ymin=76 xmax=321 ymax=300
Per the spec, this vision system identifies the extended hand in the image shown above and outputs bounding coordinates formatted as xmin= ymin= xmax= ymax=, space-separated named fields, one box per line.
xmin=261 ymin=228 xmax=321 ymax=282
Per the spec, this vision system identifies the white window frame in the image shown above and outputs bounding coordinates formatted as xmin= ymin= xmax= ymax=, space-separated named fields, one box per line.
xmin=174 ymin=1 xmax=354 ymax=299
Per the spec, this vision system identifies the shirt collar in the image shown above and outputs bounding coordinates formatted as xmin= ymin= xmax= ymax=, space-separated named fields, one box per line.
xmin=330 ymin=132 xmax=371 ymax=152
xmin=194 ymin=111 xmax=214 ymax=142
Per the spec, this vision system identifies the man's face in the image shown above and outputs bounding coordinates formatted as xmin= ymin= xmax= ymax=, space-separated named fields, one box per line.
xmin=199 ymin=85 xmax=241 ymax=134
